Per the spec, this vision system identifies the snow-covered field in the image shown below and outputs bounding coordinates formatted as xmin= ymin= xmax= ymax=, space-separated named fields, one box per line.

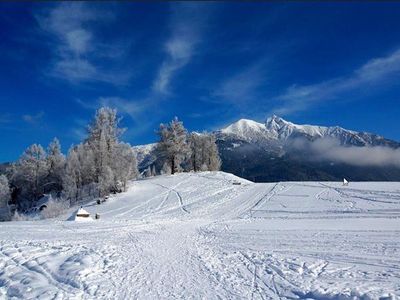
xmin=0 ymin=172 xmax=399 ymax=299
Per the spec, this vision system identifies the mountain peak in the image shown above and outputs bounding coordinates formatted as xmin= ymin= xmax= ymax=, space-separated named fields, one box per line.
xmin=222 ymin=118 xmax=264 ymax=133
xmin=265 ymin=115 xmax=291 ymax=130
xmin=220 ymin=119 xmax=265 ymax=140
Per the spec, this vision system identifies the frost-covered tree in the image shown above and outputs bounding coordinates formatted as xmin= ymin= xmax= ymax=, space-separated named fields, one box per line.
xmin=0 ymin=175 xmax=10 ymax=209
xmin=99 ymin=165 xmax=114 ymax=197
xmin=161 ymin=162 xmax=171 ymax=175
xmin=110 ymin=143 xmax=138 ymax=192
xmin=156 ymin=117 xmax=190 ymax=174
xmin=11 ymin=144 xmax=48 ymax=205
xmin=188 ymin=133 xmax=203 ymax=172
xmin=62 ymin=107 xmax=138 ymax=201
xmin=204 ymin=134 xmax=221 ymax=171
xmin=86 ymin=107 xmax=124 ymax=182
xmin=45 ymin=138 xmax=65 ymax=193
xmin=151 ymin=165 xmax=157 ymax=177
xmin=63 ymin=147 xmax=81 ymax=203
xmin=76 ymin=143 xmax=96 ymax=186
xmin=188 ymin=133 xmax=221 ymax=172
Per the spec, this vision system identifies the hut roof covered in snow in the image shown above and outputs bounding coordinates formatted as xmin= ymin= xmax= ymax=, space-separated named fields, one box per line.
xmin=72 ymin=207 xmax=93 ymax=222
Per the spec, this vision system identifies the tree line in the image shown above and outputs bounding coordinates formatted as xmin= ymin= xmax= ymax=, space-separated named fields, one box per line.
xmin=0 ymin=108 xmax=221 ymax=219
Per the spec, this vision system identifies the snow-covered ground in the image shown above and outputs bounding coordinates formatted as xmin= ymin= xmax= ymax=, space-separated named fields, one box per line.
xmin=0 ymin=172 xmax=399 ymax=299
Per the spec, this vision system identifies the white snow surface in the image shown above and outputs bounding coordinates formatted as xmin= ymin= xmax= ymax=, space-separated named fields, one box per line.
xmin=1 ymin=171 xmax=399 ymax=299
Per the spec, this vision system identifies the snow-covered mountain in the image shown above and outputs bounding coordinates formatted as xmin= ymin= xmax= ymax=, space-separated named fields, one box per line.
xmin=216 ymin=115 xmax=400 ymax=181
xmin=133 ymin=116 xmax=400 ymax=181
xmin=218 ymin=115 xmax=399 ymax=148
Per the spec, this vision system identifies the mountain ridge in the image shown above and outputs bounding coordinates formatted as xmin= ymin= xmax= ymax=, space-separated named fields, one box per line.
xmin=133 ymin=115 xmax=400 ymax=182
xmin=217 ymin=115 xmax=399 ymax=148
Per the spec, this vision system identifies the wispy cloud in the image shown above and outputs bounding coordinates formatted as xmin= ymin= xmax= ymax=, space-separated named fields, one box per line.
xmin=36 ymin=3 xmax=131 ymax=85
xmin=212 ymin=64 xmax=266 ymax=106
xmin=153 ymin=3 xmax=211 ymax=94
xmin=274 ymin=48 xmax=400 ymax=115
xmin=98 ymin=97 xmax=148 ymax=121
xmin=22 ymin=111 xmax=44 ymax=125
xmin=67 ymin=118 xmax=89 ymax=142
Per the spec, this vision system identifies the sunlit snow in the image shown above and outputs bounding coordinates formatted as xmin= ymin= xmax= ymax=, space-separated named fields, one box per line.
xmin=0 ymin=172 xmax=399 ymax=299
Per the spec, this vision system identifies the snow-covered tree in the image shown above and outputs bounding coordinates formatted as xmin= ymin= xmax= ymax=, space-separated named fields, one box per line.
xmin=99 ymin=165 xmax=114 ymax=197
xmin=204 ymin=134 xmax=221 ymax=171
xmin=76 ymin=143 xmax=96 ymax=186
xmin=161 ymin=162 xmax=171 ymax=175
xmin=110 ymin=143 xmax=138 ymax=192
xmin=156 ymin=117 xmax=190 ymax=174
xmin=86 ymin=107 xmax=124 ymax=182
xmin=11 ymin=144 xmax=48 ymax=205
xmin=63 ymin=147 xmax=81 ymax=203
xmin=188 ymin=133 xmax=203 ymax=172
xmin=0 ymin=175 xmax=10 ymax=209
xmin=188 ymin=133 xmax=221 ymax=172
xmin=45 ymin=138 xmax=65 ymax=193
xmin=62 ymin=107 xmax=138 ymax=201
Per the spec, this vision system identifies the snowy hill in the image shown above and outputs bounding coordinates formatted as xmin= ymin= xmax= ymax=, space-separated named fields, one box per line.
xmin=1 ymin=171 xmax=399 ymax=299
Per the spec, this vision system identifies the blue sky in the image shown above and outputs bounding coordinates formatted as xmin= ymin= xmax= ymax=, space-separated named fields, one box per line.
xmin=1 ymin=2 xmax=400 ymax=162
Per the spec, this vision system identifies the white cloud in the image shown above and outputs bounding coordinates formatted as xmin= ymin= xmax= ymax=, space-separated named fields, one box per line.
xmin=274 ymin=48 xmax=400 ymax=115
xmin=292 ymin=137 xmax=400 ymax=167
xmin=153 ymin=3 xmax=210 ymax=94
xmin=36 ymin=3 xmax=131 ymax=85
xmin=65 ymin=29 xmax=92 ymax=55
xmin=212 ymin=65 xmax=265 ymax=106
xmin=97 ymin=97 xmax=147 ymax=120
xmin=22 ymin=111 xmax=44 ymax=124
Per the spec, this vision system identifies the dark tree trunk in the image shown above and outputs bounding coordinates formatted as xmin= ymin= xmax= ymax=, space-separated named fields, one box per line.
xmin=193 ymin=153 xmax=197 ymax=172
xmin=171 ymin=157 xmax=175 ymax=175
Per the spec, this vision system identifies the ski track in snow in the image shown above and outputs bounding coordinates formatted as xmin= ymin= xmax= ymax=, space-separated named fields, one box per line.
xmin=0 ymin=172 xmax=399 ymax=299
